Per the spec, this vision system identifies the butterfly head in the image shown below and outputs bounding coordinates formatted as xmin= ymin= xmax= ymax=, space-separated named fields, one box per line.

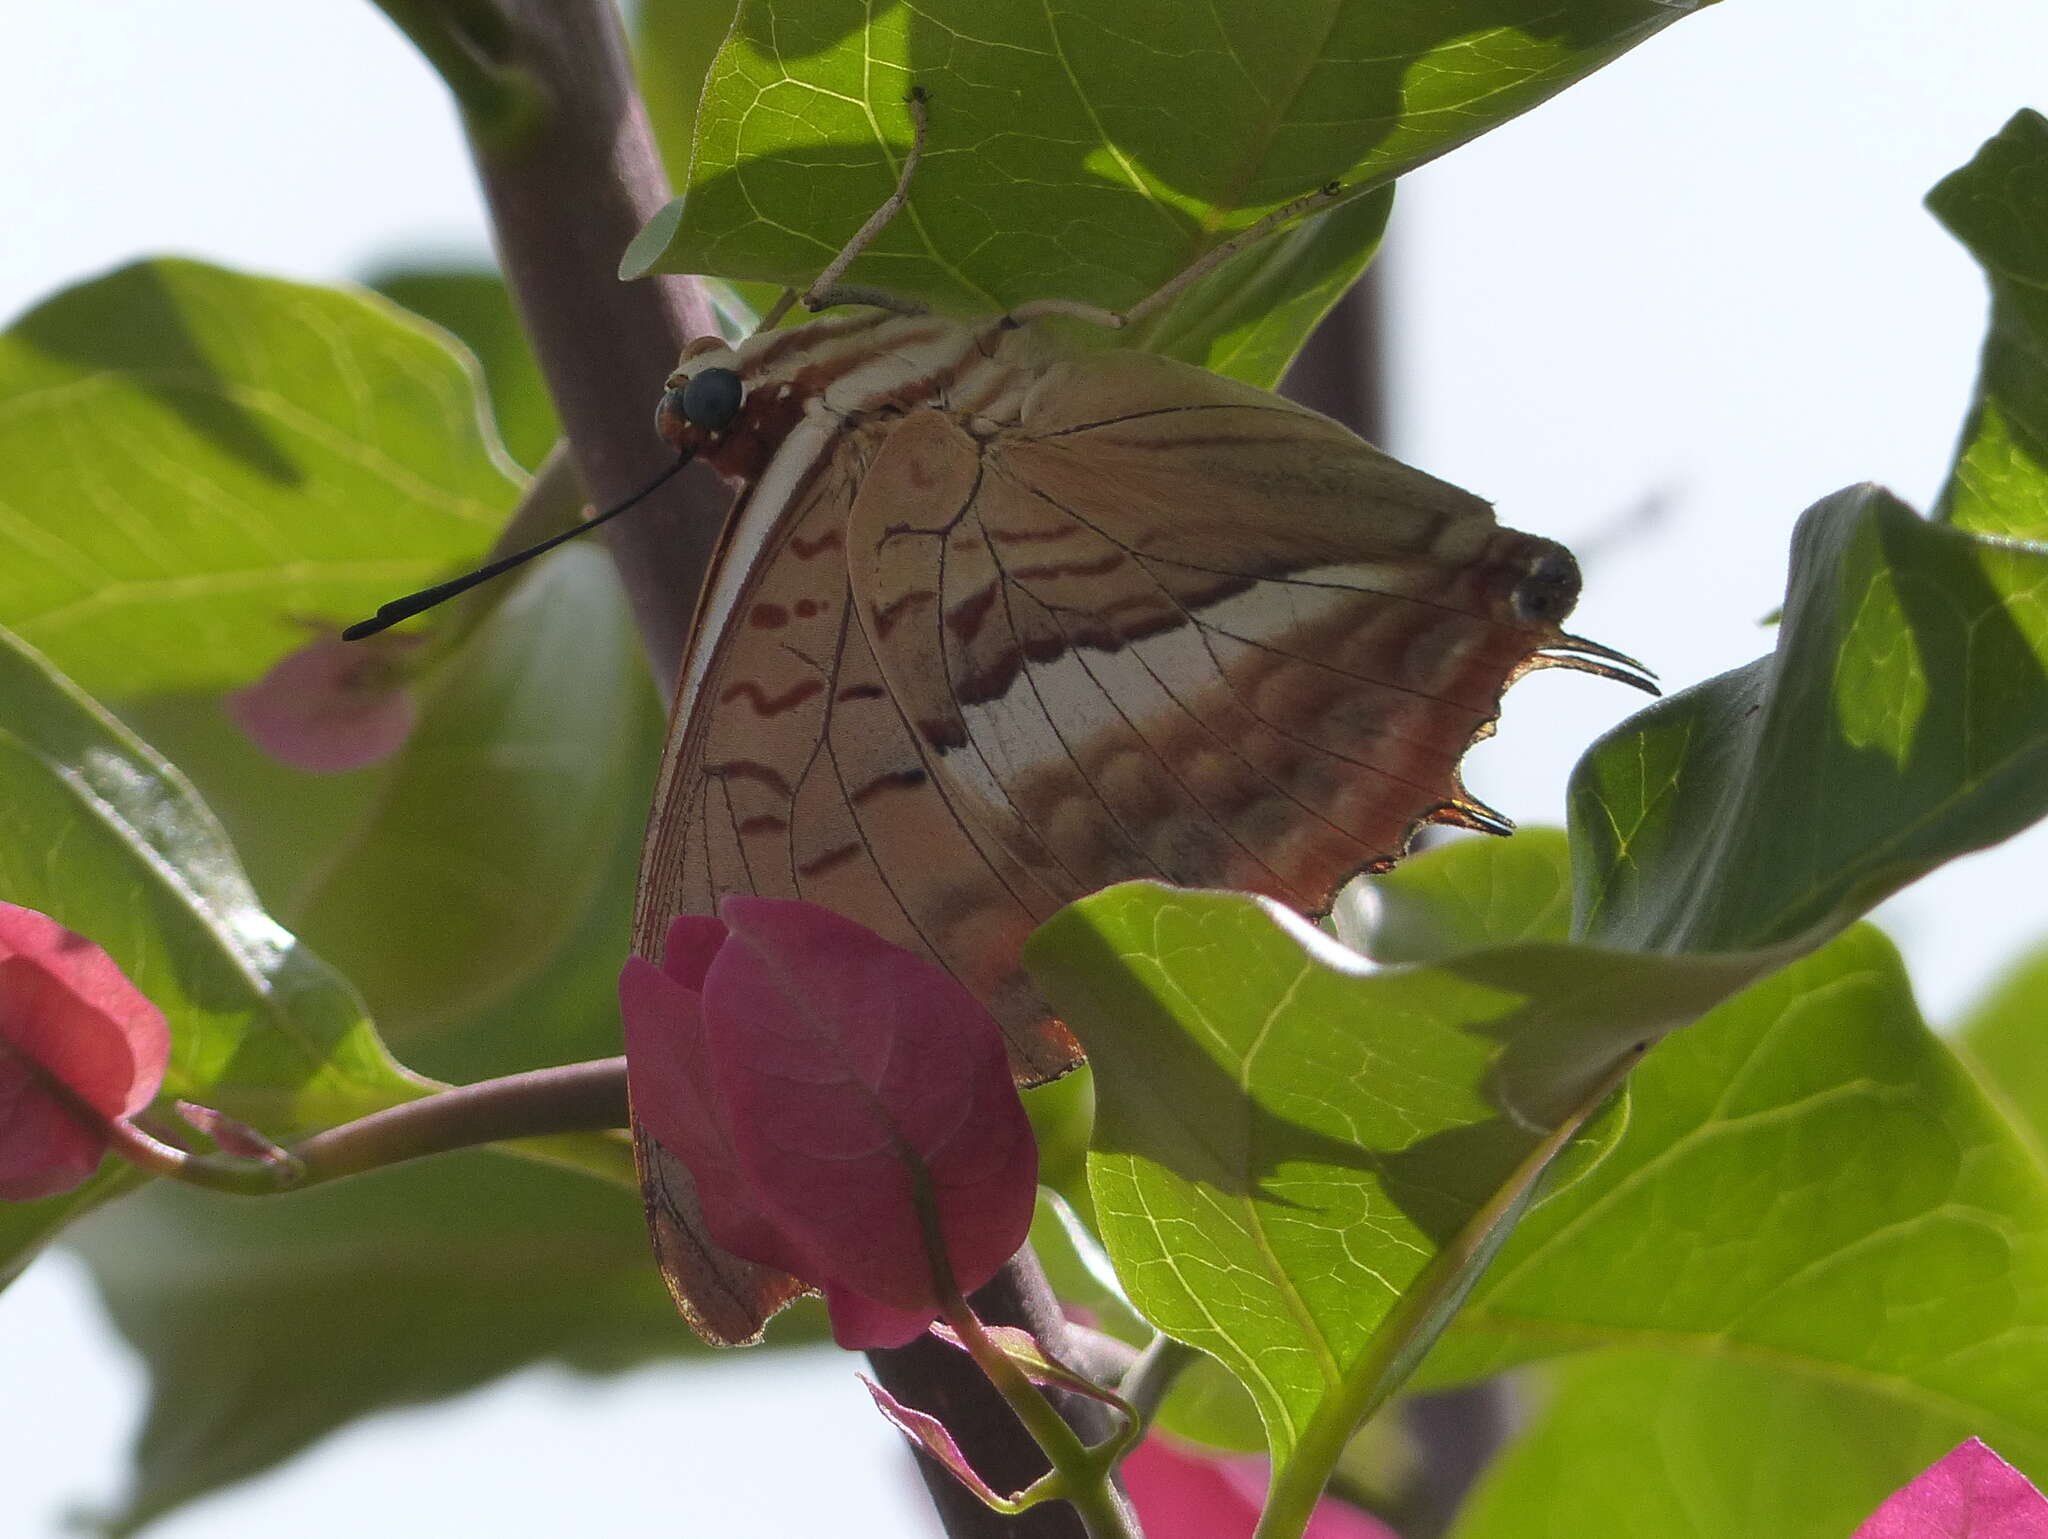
xmin=657 ymin=338 xmax=747 ymax=454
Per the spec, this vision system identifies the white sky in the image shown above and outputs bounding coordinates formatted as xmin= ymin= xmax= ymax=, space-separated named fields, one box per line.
xmin=4 ymin=2 xmax=2047 ymax=1536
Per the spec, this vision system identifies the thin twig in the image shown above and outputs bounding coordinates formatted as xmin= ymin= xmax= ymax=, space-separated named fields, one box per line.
xmin=82 ymin=1060 xmax=629 ymax=1195
xmin=288 ymin=1058 xmax=629 ymax=1181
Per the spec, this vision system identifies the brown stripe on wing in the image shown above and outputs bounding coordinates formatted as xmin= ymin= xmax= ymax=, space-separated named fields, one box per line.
xmin=958 ymin=461 xmax=1485 ymax=908
xmin=783 ymin=588 xmax=1075 ymax=1070
xmin=938 ymin=465 xmax=1336 ymax=897
xmin=705 ymin=314 xmax=982 ymax=484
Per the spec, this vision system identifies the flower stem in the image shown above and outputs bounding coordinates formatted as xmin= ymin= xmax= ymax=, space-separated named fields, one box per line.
xmin=941 ymin=1298 xmax=1143 ymax=1539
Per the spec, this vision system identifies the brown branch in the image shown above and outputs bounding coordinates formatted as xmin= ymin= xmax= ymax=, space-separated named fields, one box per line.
xmin=1279 ymin=264 xmax=1387 ymax=443
xmin=459 ymin=0 xmax=731 ymax=699
xmin=430 ymin=8 xmax=1104 ymax=1536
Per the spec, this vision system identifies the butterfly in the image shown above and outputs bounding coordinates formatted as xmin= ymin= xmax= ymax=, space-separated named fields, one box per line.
xmin=620 ymin=115 xmax=1649 ymax=1347
xmin=348 ymin=93 xmax=1649 ymax=1345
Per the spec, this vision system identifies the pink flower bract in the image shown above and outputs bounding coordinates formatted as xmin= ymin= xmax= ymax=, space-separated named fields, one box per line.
xmin=620 ymin=897 xmax=1038 ymax=1349
xmin=0 ymin=903 xmax=170 ymax=1200
xmin=1853 ymin=1439 xmax=2048 ymax=1538
xmin=225 ymin=632 xmax=418 ymax=773
xmin=1119 ymin=1435 xmax=1397 ymax=1539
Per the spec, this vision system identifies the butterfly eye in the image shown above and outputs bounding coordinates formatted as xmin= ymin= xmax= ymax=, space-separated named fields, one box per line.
xmin=1512 ymin=549 xmax=1581 ymax=624
xmin=682 ymin=367 xmax=745 ymax=432
xmin=655 ymin=386 xmax=690 ymax=441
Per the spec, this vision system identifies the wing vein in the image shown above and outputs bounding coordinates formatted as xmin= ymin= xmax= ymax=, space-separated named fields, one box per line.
xmin=972 ymin=503 xmax=1174 ymax=883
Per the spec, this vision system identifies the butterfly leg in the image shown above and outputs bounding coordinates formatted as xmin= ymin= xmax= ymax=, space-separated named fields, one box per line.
xmin=1002 ymin=181 xmax=1349 ymax=333
xmin=755 ymin=88 xmax=934 ymax=332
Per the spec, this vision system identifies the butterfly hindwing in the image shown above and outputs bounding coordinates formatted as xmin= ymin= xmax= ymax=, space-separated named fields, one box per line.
xmin=847 ymin=348 xmax=1578 ymax=920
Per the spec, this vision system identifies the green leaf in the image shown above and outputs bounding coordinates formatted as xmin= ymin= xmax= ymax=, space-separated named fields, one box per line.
xmin=1037 ymin=788 xmax=2048 ymax=1523
xmin=1571 ymin=484 xmax=2048 ymax=957
xmin=1447 ymin=1350 xmax=2000 ymax=1539
xmin=32 ymin=560 xmax=678 ymax=1528
xmin=119 ymin=548 xmax=657 ymax=1058
xmin=0 ymin=258 xmax=517 ymax=702
xmin=1141 ymin=187 xmax=1394 ymax=389
xmin=636 ymin=0 xmax=745 ymax=199
xmin=396 ymin=663 xmax=662 ymax=1088
xmin=1930 ymin=109 xmax=2048 ymax=541
xmin=1510 ymin=114 xmax=2048 ymax=1115
xmin=1016 ymin=122 xmax=2048 ymax=1525
xmin=623 ymin=0 xmax=1697 ymax=382
xmin=0 ymin=627 xmax=422 ymax=1281
xmin=366 ymin=264 xmax=561 ymax=472
xmin=68 ymin=1148 xmax=822 ymax=1537
xmin=1337 ymin=827 xmax=1574 ymax=964
xmin=1427 ymin=927 xmax=2048 ymax=1529
xmin=1050 ymin=851 xmax=2048 ymax=1529
xmin=1028 ymin=1192 xmax=1270 ymax=1454
xmin=1958 ymin=936 xmax=2048 ymax=1158
xmin=1022 ymin=882 xmax=1637 ymax=1526
xmin=1024 ymin=1064 xmax=1096 ymax=1214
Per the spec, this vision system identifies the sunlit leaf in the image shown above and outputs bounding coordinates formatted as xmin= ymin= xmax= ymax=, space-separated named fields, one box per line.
xmin=285 ymin=547 xmax=658 ymax=1045
xmin=1023 ymin=881 xmax=1637 ymax=1520
xmin=1423 ymin=927 xmax=2048 ymax=1528
xmin=1511 ymin=483 xmax=2048 ymax=1124
xmin=1336 ymin=828 xmax=1573 ymax=964
xmin=624 ymin=0 xmax=1699 ymax=382
xmin=0 ymin=259 xmax=678 ymax=1525
xmin=367 ymin=264 xmax=561 ymax=472
xmin=1959 ymin=937 xmax=2048 ymax=1159
xmin=0 ymin=259 xmax=515 ymax=702
xmin=1573 ymin=486 xmax=2048 ymax=957
xmin=0 ymin=258 xmax=663 ymax=1066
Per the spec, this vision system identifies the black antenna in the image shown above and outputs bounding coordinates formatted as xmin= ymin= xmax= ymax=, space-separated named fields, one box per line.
xmin=344 ymin=454 xmax=692 ymax=641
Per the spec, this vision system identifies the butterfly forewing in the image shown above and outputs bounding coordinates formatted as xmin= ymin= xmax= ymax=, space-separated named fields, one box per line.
xmin=633 ymin=400 xmax=1077 ymax=1060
